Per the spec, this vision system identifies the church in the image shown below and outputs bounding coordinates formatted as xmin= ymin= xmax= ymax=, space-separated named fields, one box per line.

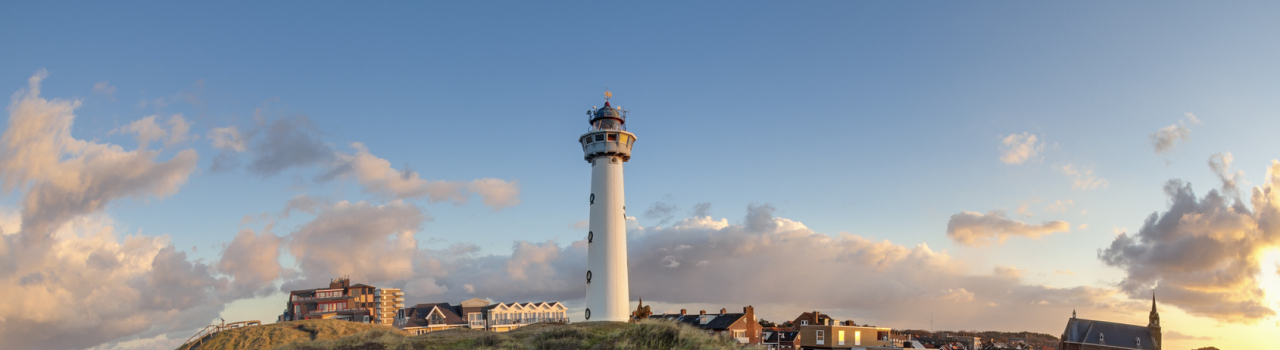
xmin=1057 ymin=294 xmax=1161 ymax=350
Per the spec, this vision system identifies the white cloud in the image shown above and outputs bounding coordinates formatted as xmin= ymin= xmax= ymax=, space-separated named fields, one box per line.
xmin=1058 ymin=163 xmax=1108 ymax=190
xmin=1149 ymin=112 xmax=1202 ymax=154
xmin=1099 ymin=157 xmax=1280 ymax=322
xmin=208 ymin=126 xmax=246 ymax=152
xmin=946 ymin=210 xmax=1070 ymax=246
xmin=329 ymin=142 xmax=521 ymax=210
xmin=999 ymin=132 xmax=1043 ymax=164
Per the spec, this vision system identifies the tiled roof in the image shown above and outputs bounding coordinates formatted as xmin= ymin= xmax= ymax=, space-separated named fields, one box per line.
xmin=1061 ymin=318 xmax=1155 ymax=350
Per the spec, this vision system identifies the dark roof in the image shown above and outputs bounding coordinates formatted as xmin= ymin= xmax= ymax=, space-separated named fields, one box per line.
xmin=762 ymin=330 xmax=799 ymax=343
xmin=1061 ymin=318 xmax=1155 ymax=350
xmin=592 ymin=102 xmax=622 ymax=121
xmin=403 ymin=303 xmax=466 ymax=327
xmin=648 ymin=313 xmax=746 ymax=330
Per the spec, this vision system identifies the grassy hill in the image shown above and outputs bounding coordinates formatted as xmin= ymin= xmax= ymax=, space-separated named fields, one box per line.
xmin=177 ymin=319 xmax=753 ymax=350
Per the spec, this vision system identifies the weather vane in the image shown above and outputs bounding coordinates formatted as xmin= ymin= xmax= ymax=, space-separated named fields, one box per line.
xmin=604 ymin=88 xmax=612 ymax=102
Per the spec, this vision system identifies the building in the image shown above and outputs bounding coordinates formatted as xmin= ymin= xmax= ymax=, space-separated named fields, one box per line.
xmin=796 ymin=318 xmax=894 ymax=350
xmin=372 ymin=288 xmax=404 ymax=325
xmin=763 ymin=327 xmax=801 ymax=350
xmin=792 ymin=311 xmax=834 ymax=328
xmin=280 ymin=278 xmax=377 ymax=322
xmin=646 ymin=306 xmax=763 ymax=345
xmin=579 ymin=91 xmax=637 ymax=322
xmin=1058 ymin=295 xmax=1162 ymax=350
xmin=394 ymin=298 xmax=568 ymax=334
xmin=396 ymin=302 xmax=468 ymax=335
xmin=483 ymin=300 xmax=569 ymax=332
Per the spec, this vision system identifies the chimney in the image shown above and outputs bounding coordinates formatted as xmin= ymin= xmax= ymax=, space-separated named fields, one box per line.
xmin=744 ymin=305 xmax=755 ymax=322
xmin=720 ymin=308 xmax=726 ymax=315
xmin=700 ymin=310 xmax=706 ymax=315
xmin=680 ymin=309 xmax=687 ymax=315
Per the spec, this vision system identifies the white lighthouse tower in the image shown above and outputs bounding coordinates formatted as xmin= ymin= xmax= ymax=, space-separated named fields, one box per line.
xmin=579 ymin=91 xmax=636 ymax=322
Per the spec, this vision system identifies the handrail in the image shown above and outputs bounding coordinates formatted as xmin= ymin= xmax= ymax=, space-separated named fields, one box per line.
xmin=181 ymin=320 xmax=261 ymax=350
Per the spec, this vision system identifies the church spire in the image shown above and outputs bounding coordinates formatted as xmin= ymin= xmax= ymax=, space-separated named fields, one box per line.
xmin=1148 ymin=291 xmax=1160 ymax=327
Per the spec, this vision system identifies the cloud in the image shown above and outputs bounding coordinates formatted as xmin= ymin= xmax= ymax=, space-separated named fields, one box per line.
xmin=1044 ymin=199 xmax=1074 ymax=213
xmin=1054 ymin=270 xmax=1075 ymax=275
xmin=1098 ymin=157 xmax=1280 ymax=323
xmin=1150 ymin=112 xmax=1201 ymax=154
xmin=1163 ymin=330 xmax=1215 ymax=341
xmin=326 ymin=143 xmax=521 ymax=210
xmin=246 ymin=115 xmax=334 ymax=177
xmin=947 ymin=210 xmax=1070 ymax=246
xmin=218 ymin=228 xmax=283 ymax=297
xmin=283 ymin=199 xmax=426 ymax=290
xmin=0 ymin=72 xmax=277 ymax=350
xmin=165 ymin=114 xmax=191 ymax=146
xmin=1209 ymin=152 xmax=1245 ymax=194
xmin=999 ymin=132 xmax=1043 ymax=164
xmin=208 ymin=126 xmax=246 ymax=152
xmin=643 ymin=201 xmax=677 ymax=225
xmin=212 ymin=121 xmax=523 ymax=210
xmin=1058 ymin=163 xmax=1109 ymax=190
xmin=93 ymin=81 xmax=116 ymax=97
xmin=690 ymin=202 xmax=711 ymax=217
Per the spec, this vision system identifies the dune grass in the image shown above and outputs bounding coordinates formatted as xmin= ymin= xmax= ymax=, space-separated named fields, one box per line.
xmin=180 ymin=319 xmax=755 ymax=350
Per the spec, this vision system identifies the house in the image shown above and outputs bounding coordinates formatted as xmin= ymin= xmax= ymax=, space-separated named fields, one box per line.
xmin=1058 ymin=295 xmax=1162 ymax=350
xmin=797 ymin=318 xmax=894 ymax=350
xmin=646 ymin=306 xmax=763 ymax=345
xmin=792 ymin=310 xmax=834 ymax=328
xmin=762 ymin=327 xmax=800 ymax=350
xmin=395 ymin=298 xmax=568 ymax=334
xmin=396 ymin=302 xmax=468 ymax=335
xmin=280 ymin=278 xmax=377 ymax=323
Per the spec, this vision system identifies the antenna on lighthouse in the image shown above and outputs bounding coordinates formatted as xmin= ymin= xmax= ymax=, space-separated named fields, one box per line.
xmin=604 ymin=89 xmax=612 ymax=102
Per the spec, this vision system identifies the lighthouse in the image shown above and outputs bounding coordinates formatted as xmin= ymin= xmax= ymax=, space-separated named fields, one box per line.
xmin=579 ymin=91 xmax=636 ymax=322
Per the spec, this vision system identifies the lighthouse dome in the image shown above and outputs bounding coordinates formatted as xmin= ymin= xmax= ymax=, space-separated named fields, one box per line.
xmin=593 ymin=102 xmax=622 ymax=120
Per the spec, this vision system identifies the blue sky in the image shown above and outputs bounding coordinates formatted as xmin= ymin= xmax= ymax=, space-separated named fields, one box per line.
xmin=3 ymin=2 xmax=1279 ymax=349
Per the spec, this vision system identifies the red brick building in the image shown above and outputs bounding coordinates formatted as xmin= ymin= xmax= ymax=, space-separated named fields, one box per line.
xmin=281 ymin=278 xmax=377 ymax=322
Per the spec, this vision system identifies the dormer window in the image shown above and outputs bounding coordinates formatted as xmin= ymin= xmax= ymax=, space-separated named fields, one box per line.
xmin=1135 ymin=338 xmax=1141 ymax=347
xmin=1098 ymin=333 xmax=1105 ymax=345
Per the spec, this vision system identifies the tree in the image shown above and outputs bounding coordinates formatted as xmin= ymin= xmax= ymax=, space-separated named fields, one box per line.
xmin=758 ymin=319 xmax=777 ymax=328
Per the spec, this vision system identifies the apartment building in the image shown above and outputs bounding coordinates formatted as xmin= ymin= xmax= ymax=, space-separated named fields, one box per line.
xmin=373 ymin=288 xmax=404 ymax=326
xmin=280 ymin=278 xmax=377 ymax=323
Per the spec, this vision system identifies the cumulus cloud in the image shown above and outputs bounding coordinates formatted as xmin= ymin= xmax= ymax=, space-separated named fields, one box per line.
xmin=218 ymin=228 xmax=283 ymax=297
xmin=999 ymin=132 xmax=1043 ymax=164
xmin=283 ymin=199 xmax=426 ymax=290
xmin=947 ymin=210 xmax=1070 ymax=246
xmin=1098 ymin=157 xmax=1280 ymax=323
xmin=0 ymin=72 xmax=271 ymax=350
xmin=1043 ymin=199 xmax=1074 ymax=213
xmin=1058 ymin=163 xmax=1109 ymax=190
xmin=1150 ymin=112 xmax=1201 ymax=154
xmin=326 ymin=143 xmax=521 ymax=210
xmin=690 ymin=202 xmax=712 ymax=217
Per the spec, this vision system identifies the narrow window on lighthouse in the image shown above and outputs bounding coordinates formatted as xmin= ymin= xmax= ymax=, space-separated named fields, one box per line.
xmin=586 ymin=271 xmax=592 ymax=283
xmin=588 ymin=231 xmax=593 ymax=243
xmin=590 ymin=194 xmax=594 ymax=204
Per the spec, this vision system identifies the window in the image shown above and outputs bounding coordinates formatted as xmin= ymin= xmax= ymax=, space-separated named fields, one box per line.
xmin=608 ymin=134 xmax=617 ymax=141
xmin=816 ymin=330 xmax=825 ymax=345
xmin=801 ymin=320 xmax=808 ymax=325
xmin=855 ymin=331 xmax=861 ymax=346
xmin=594 ymin=134 xmax=604 ymax=142
xmin=839 ymin=330 xmax=845 ymax=345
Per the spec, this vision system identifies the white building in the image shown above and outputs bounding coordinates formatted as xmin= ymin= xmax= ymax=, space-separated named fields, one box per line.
xmin=373 ymin=288 xmax=404 ymax=325
xmin=578 ymin=91 xmax=637 ymax=322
